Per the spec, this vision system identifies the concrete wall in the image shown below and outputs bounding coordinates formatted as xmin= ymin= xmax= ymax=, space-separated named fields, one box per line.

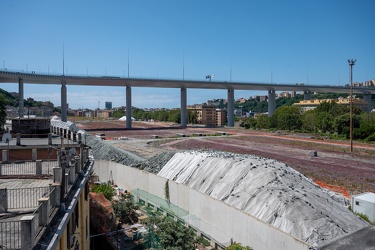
xmin=352 ymin=197 xmax=375 ymax=222
xmin=94 ymin=160 xmax=310 ymax=250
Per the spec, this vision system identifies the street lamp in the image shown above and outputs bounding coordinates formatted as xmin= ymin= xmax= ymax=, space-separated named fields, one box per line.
xmin=206 ymin=74 xmax=215 ymax=81
xmin=348 ymin=59 xmax=356 ymax=153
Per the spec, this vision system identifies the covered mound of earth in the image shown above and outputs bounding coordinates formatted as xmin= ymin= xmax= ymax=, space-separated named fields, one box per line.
xmin=158 ymin=151 xmax=370 ymax=247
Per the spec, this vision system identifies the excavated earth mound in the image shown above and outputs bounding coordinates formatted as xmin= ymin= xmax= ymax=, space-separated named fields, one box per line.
xmin=158 ymin=150 xmax=370 ymax=247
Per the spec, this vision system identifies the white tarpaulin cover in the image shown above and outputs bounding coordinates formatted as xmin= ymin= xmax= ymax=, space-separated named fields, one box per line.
xmin=158 ymin=151 xmax=369 ymax=246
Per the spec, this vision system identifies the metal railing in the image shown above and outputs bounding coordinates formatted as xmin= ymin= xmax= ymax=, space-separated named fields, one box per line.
xmin=0 ymin=160 xmax=57 ymax=176
xmin=7 ymin=186 xmax=50 ymax=209
xmin=0 ymin=220 xmax=21 ymax=250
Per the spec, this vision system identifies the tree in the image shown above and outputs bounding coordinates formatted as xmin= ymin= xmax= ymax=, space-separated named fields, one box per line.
xmin=112 ymin=193 xmax=140 ymax=224
xmin=315 ymin=112 xmax=334 ymax=132
xmin=0 ymin=94 xmax=6 ymax=131
xmin=169 ymin=110 xmax=181 ymax=124
xmin=112 ymin=109 xmax=125 ymax=118
xmin=226 ymin=243 xmax=253 ymax=250
xmin=144 ymin=215 xmax=197 ymax=250
xmin=156 ymin=111 xmax=169 ymax=121
xmin=301 ymin=110 xmax=317 ymax=132
xmin=255 ymin=114 xmax=270 ymax=129
xmin=271 ymin=106 xmax=302 ymax=130
xmin=188 ymin=110 xmax=198 ymax=124
xmin=333 ymin=114 xmax=360 ymax=138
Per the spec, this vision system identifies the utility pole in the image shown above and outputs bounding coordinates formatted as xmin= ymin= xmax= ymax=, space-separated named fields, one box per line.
xmin=348 ymin=59 xmax=356 ymax=153
xmin=63 ymin=42 xmax=65 ymax=75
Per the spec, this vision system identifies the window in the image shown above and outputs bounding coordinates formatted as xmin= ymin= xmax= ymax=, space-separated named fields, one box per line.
xmin=356 ymin=201 xmax=359 ymax=206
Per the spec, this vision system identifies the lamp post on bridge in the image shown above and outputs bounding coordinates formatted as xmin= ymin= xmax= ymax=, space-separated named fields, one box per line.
xmin=206 ymin=74 xmax=215 ymax=81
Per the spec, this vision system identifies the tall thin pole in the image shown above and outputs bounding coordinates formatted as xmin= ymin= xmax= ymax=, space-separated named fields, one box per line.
xmin=63 ymin=42 xmax=65 ymax=75
xmin=230 ymin=58 xmax=232 ymax=82
xmin=348 ymin=59 xmax=356 ymax=153
xmin=306 ymin=65 xmax=309 ymax=85
xmin=270 ymin=66 xmax=273 ymax=84
xmin=183 ymin=54 xmax=185 ymax=80
xmin=127 ymin=47 xmax=130 ymax=78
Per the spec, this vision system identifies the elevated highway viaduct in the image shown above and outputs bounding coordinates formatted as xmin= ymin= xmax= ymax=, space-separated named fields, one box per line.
xmin=1 ymin=70 xmax=374 ymax=128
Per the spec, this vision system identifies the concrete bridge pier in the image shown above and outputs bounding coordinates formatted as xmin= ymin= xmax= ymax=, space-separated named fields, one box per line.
xmin=304 ymin=90 xmax=312 ymax=100
xmin=268 ymin=90 xmax=276 ymax=116
xmin=61 ymin=80 xmax=67 ymax=122
xmin=180 ymin=88 xmax=187 ymax=127
xmin=126 ymin=86 xmax=132 ymax=128
xmin=227 ymin=89 xmax=234 ymax=127
xmin=363 ymin=92 xmax=372 ymax=112
xmin=18 ymin=78 xmax=24 ymax=117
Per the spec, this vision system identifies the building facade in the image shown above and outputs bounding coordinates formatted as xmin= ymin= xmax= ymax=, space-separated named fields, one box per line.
xmin=0 ymin=125 xmax=93 ymax=250
xmin=293 ymin=97 xmax=369 ymax=112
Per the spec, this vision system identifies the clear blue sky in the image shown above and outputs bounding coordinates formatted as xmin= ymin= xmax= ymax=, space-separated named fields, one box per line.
xmin=1 ymin=0 xmax=374 ymax=109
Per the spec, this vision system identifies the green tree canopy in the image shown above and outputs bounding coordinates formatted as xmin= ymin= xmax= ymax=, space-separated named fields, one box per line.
xmin=226 ymin=243 xmax=253 ymax=250
xmin=270 ymin=106 xmax=302 ymax=131
xmin=301 ymin=110 xmax=317 ymax=133
xmin=144 ymin=216 xmax=196 ymax=250
xmin=255 ymin=114 xmax=270 ymax=129
xmin=0 ymin=94 xmax=7 ymax=131
xmin=112 ymin=193 xmax=139 ymax=224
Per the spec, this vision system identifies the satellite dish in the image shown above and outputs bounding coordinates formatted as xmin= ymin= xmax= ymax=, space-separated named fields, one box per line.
xmin=2 ymin=133 xmax=12 ymax=143
xmin=69 ymin=147 xmax=76 ymax=156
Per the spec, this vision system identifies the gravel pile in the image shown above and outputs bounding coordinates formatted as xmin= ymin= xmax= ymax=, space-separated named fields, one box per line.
xmin=86 ymin=134 xmax=175 ymax=172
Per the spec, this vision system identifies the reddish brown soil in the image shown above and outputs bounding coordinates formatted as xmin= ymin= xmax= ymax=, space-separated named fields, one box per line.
xmin=77 ymin=120 xmax=375 ymax=196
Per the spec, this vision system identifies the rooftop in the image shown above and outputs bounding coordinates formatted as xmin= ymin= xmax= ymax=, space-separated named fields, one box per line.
xmin=353 ymin=192 xmax=375 ymax=203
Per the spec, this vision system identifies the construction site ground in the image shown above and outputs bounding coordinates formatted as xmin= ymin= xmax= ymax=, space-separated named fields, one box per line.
xmin=76 ymin=119 xmax=375 ymax=196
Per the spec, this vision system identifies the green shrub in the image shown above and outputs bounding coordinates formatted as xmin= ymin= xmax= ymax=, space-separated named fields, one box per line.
xmin=366 ymin=133 xmax=375 ymax=142
xmin=91 ymin=182 xmax=116 ymax=201
xmin=226 ymin=243 xmax=253 ymax=250
xmin=355 ymin=212 xmax=370 ymax=222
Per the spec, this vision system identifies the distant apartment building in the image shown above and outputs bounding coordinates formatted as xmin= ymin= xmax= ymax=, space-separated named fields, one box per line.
xmin=234 ymin=108 xmax=243 ymax=117
xmin=254 ymin=95 xmax=268 ymax=102
xmin=96 ymin=109 xmax=113 ymax=118
xmin=216 ymin=109 xmax=227 ymax=126
xmin=236 ymin=97 xmax=247 ymax=104
xmin=293 ymin=97 xmax=369 ymax=112
xmin=75 ymin=109 xmax=95 ymax=117
xmin=105 ymin=101 xmax=113 ymax=109
xmin=200 ymin=106 xmax=217 ymax=127
xmin=187 ymin=105 xmax=227 ymax=126
xmin=278 ymin=91 xmax=290 ymax=98
xmin=364 ymin=80 xmax=375 ymax=87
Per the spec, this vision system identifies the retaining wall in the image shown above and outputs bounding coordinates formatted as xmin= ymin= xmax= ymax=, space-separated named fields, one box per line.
xmin=94 ymin=160 xmax=310 ymax=250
